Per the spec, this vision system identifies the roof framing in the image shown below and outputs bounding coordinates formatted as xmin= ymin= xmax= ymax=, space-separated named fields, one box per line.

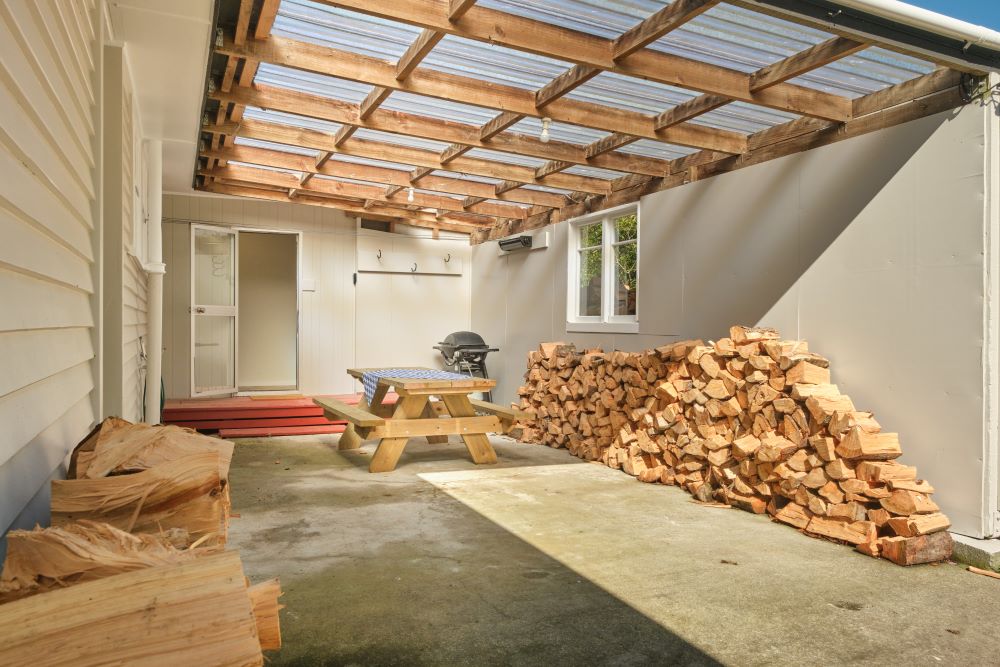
xmin=195 ymin=0 xmax=977 ymax=239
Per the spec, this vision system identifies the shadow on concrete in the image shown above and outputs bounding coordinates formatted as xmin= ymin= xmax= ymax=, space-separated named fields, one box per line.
xmin=229 ymin=439 xmax=722 ymax=667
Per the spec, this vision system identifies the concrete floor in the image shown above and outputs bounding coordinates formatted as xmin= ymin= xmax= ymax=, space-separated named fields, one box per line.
xmin=228 ymin=435 xmax=1000 ymax=666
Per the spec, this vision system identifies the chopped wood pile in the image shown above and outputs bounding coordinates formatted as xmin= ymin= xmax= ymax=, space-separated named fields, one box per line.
xmin=514 ymin=326 xmax=953 ymax=565
xmin=55 ymin=419 xmax=234 ymax=546
xmin=0 ymin=418 xmax=283 ymax=665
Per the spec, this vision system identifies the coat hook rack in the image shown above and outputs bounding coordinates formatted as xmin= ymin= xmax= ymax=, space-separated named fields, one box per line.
xmin=411 ymin=263 xmax=418 ymax=273
xmin=444 ymin=253 xmax=451 ymax=263
xmin=377 ymin=249 xmax=382 ymax=260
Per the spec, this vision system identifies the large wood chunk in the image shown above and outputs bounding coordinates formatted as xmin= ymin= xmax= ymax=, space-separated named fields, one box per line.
xmin=880 ymin=489 xmax=940 ymax=516
xmin=0 ymin=521 xmax=213 ymax=604
xmin=51 ymin=452 xmax=229 ymax=546
xmin=805 ymin=394 xmax=855 ymax=423
xmin=886 ymin=512 xmax=951 ymax=537
xmin=878 ymin=531 xmax=953 ymax=565
xmin=805 ymin=516 xmax=875 ymax=545
xmin=855 ymin=460 xmax=916 ymax=483
xmin=836 ymin=427 xmax=901 ymax=460
xmin=773 ymin=502 xmax=812 ymax=528
xmin=0 ymin=551 xmax=264 ymax=665
xmin=785 ymin=361 xmax=830 ymax=385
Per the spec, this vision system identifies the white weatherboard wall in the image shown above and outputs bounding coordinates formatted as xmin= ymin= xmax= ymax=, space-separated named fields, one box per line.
xmin=0 ymin=2 xmax=100 ymax=542
xmin=473 ymin=105 xmax=998 ymax=539
xmin=161 ymin=194 xmax=471 ymax=398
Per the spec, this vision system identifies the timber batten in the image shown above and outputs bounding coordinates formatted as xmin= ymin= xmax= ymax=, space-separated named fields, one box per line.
xmin=195 ymin=0 xmax=979 ymax=238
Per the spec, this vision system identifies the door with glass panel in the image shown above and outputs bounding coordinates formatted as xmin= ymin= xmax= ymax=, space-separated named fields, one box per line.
xmin=190 ymin=225 xmax=238 ymax=396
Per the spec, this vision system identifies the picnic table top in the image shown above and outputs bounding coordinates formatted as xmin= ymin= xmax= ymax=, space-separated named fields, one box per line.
xmin=347 ymin=367 xmax=496 ymax=391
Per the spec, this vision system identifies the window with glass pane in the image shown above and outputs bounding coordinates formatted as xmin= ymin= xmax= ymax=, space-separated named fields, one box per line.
xmin=613 ymin=214 xmax=637 ymax=316
xmin=578 ymin=222 xmax=602 ymax=317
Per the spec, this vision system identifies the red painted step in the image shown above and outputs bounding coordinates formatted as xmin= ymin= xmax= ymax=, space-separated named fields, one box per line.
xmin=163 ymin=406 xmax=326 ymax=422
xmin=169 ymin=415 xmax=344 ymax=431
xmin=219 ymin=424 xmax=347 ymax=438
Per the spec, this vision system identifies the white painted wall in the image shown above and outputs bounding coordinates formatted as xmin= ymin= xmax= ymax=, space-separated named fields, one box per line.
xmin=238 ymin=231 xmax=298 ymax=390
xmin=161 ymin=194 xmax=472 ymax=398
xmin=0 ymin=1 xmax=101 ymax=542
xmin=472 ymin=105 xmax=997 ymax=539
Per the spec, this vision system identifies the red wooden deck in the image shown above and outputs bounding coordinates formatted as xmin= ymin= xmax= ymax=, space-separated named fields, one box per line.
xmin=162 ymin=393 xmax=396 ymax=439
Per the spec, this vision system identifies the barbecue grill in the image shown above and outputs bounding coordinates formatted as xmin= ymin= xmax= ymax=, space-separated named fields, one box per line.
xmin=434 ymin=331 xmax=499 ymax=401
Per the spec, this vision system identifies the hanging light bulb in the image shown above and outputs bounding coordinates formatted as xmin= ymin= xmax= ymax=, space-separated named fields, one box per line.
xmin=407 ymin=187 xmax=415 ymax=203
xmin=540 ymin=117 xmax=552 ymax=143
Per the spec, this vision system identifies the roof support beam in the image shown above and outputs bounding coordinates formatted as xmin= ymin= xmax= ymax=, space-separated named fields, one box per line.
xmin=254 ymin=0 xmax=280 ymax=41
xmin=201 ymin=163 xmax=523 ymax=219
xmin=201 ymin=182 xmax=480 ymax=234
xmin=210 ymin=85 xmax=672 ymax=176
xmin=204 ymin=118 xmax=605 ymax=194
xmin=611 ymin=0 xmax=720 ymax=59
xmin=312 ymin=0 xmax=853 ymax=121
xmin=216 ymin=35 xmax=748 ymax=154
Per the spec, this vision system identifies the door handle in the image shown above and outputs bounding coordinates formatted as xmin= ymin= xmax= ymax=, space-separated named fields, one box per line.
xmin=193 ymin=306 xmax=206 ymax=314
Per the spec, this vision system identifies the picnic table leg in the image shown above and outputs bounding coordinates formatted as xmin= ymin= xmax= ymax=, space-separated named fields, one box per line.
xmin=369 ymin=395 xmax=429 ymax=473
xmin=337 ymin=395 xmax=370 ymax=451
xmin=422 ymin=401 xmax=449 ymax=444
xmin=440 ymin=394 xmax=498 ymax=465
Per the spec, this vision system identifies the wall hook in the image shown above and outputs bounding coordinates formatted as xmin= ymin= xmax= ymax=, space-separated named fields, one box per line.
xmin=444 ymin=253 xmax=451 ymax=263
xmin=411 ymin=263 xmax=418 ymax=273
xmin=377 ymin=249 xmax=382 ymax=260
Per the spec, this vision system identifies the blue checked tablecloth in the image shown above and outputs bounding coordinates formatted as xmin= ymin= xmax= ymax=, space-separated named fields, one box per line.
xmin=361 ymin=368 xmax=472 ymax=405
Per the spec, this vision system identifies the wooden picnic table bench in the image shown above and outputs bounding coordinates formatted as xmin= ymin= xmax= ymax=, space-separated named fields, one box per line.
xmin=313 ymin=367 xmax=531 ymax=472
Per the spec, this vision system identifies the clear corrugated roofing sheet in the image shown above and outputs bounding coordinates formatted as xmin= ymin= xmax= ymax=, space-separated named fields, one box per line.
xmin=246 ymin=0 xmax=939 ymax=195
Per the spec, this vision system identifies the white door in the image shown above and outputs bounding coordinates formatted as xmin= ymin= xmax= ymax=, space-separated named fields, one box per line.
xmin=190 ymin=225 xmax=238 ymax=397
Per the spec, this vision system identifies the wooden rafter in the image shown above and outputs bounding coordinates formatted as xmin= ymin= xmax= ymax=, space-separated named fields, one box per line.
xmin=200 ymin=163 xmax=520 ymax=219
xmin=216 ymin=34 xmax=748 ymax=154
xmin=475 ymin=68 xmax=964 ymax=242
xmin=198 ymin=0 xmax=961 ymax=237
xmin=203 ymin=182 xmax=487 ymax=234
xmin=312 ymin=0 xmax=854 ymax=121
xmin=202 ymin=144 xmax=569 ymax=208
xmin=204 ymin=118 xmax=610 ymax=194
xmin=209 ymin=85 xmax=676 ymax=177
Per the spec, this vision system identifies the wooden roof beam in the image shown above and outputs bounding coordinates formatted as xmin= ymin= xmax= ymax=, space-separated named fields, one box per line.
xmin=201 ymin=182 xmax=480 ymax=234
xmin=254 ymin=0 xmax=280 ymax=41
xmin=203 ymin=164 xmax=507 ymax=222
xmin=653 ymin=36 xmax=867 ymax=131
xmin=611 ymin=0 xmax=719 ymax=59
xmin=218 ymin=34 xmax=748 ymax=154
xmin=210 ymin=85 xmax=672 ymax=177
xmin=205 ymin=118 xmax=609 ymax=194
xmin=201 ymin=146 xmax=567 ymax=208
xmin=313 ymin=0 xmax=854 ymax=122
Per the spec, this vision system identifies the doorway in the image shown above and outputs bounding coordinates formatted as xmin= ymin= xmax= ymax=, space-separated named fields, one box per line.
xmin=190 ymin=226 xmax=299 ymax=396
xmin=237 ymin=231 xmax=299 ymax=392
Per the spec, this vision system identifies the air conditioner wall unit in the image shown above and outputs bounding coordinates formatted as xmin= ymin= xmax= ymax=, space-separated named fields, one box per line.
xmin=497 ymin=229 xmax=549 ymax=255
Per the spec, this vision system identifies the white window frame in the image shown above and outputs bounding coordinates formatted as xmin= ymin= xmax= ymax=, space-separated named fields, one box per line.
xmin=566 ymin=203 xmax=639 ymax=334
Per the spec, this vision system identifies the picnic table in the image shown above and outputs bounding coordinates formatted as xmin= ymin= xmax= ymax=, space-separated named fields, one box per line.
xmin=314 ymin=367 xmax=529 ymax=472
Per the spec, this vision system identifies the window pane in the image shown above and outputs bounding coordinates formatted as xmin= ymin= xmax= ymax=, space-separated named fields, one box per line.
xmin=578 ymin=247 xmax=603 ymax=317
xmin=614 ymin=241 xmax=637 ymax=316
xmin=579 ymin=222 xmax=602 ymax=248
xmin=615 ymin=213 xmax=637 ymax=242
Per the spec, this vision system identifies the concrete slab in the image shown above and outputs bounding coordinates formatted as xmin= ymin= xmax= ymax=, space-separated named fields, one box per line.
xmin=227 ymin=435 xmax=1000 ymax=666
xmin=951 ymin=533 xmax=1000 ymax=572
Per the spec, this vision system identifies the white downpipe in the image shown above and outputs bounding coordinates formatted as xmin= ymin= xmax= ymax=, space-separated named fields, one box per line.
xmin=832 ymin=0 xmax=1000 ymax=52
xmin=144 ymin=139 xmax=165 ymax=424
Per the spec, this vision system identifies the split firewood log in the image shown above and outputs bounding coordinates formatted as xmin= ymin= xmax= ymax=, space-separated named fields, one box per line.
xmin=0 ymin=551 xmax=266 ymax=665
xmin=51 ymin=452 xmax=230 ymax=546
xmin=513 ymin=325 xmax=952 ymax=565
xmin=0 ymin=520 xmax=216 ymax=604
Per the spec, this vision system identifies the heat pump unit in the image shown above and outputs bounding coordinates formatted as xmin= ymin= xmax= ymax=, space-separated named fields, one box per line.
xmin=498 ymin=235 xmax=532 ymax=252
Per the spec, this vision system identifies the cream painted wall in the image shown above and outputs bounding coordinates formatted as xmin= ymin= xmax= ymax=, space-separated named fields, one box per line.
xmin=472 ymin=105 xmax=996 ymax=539
xmin=0 ymin=1 xmax=100 ymax=543
xmin=238 ymin=231 xmax=298 ymax=390
xmin=162 ymin=194 xmax=472 ymax=398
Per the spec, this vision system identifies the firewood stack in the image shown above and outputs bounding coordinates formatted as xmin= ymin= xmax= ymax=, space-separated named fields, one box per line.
xmin=0 ymin=419 xmax=284 ymax=664
xmin=514 ymin=326 xmax=953 ymax=565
